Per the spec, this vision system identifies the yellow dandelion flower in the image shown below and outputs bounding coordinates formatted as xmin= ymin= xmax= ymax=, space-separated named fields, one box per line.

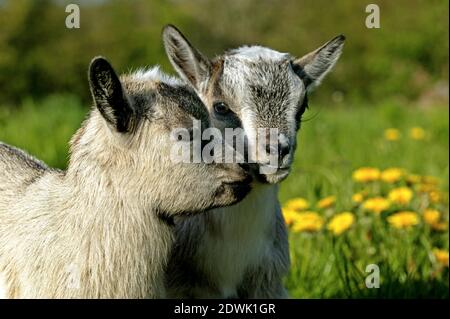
xmin=387 ymin=211 xmax=419 ymax=229
xmin=381 ymin=168 xmax=404 ymax=183
xmin=423 ymin=209 xmax=448 ymax=231
xmin=282 ymin=208 xmax=301 ymax=227
xmin=433 ymin=249 xmax=449 ymax=267
xmin=417 ymin=181 xmax=444 ymax=203
xmin=423 ymin=209 xmax=441 ymax=225
xmin=284 ymin=197 xmax=310 ymax=211
xmin=363 ymin=197 xmax=391 ymax=214
xmin=429 ymin=191 xmax=442 ymax=203
xmin=292 ymin=211 xmax=324 ymax=233
xmin=388 ymin=187 xmax=414 ymax=205
xmin=409 ymin=127 xmax=426 ymax=140
xmin=352 ymin=167 xmax=381 ymax=183
xmin=327 ymin=212 xmax=355 ymax=235
xmin=418 ymin=183 xmax=438 ymax=194
xmin=317 ymin=196 xmax=336 ymax=209
xmin=352 ymin=192 xmax=365 ymax=204
xmin=384 ymin=128 xmax=401 ymax=141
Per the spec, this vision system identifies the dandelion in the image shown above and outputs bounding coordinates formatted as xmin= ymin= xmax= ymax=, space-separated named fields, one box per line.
xmin=284 ymin=197 xmax=310 ymax=211
xmin=317 ymin=196 xmax=336 ymax=209
xmin=418 ymin=183 xmax=438 ymax=194
xmin=423 ymin=209 xmax=448 ymax=231
xmin=388 ymin=187 xmax=414 ymax=205
xmin=409 ymin=127 xmax=426 ymax=140
xmin=384 ymin=128 xmax=401 ymax=141
xmin=292 ymin=212 xmax=324 ymax=233
xmin=387 ymin=211 xmax=419 ymax=229
xmin=352 ymin=192 xmax=365 ymax=204
xmin=423 ymin=209 xmax=440 ymax=225
xmin=381 ymin=168 xmax=404 ymax=183
xmin=363 ymin=197 xmax=391 ymax=214
xmin=327 ymin=212 xmax=355 ymax=235
xmin=429 ymin=191 xmax=442 ymax=204
xmin=417 ymin=182 xmax=444 ymax=203
xmin=282 ymin=208 xmax=302 ymax=227
xmin=352 ymin=167 xmax=380 ymax=183
xmin=433 ymin=249 xmax=449 ymax=267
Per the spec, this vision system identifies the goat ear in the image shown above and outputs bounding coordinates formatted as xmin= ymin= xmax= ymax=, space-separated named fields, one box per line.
xmin=292 ymin=35 xmax=345 ymax=91
xmin=88 ymin=57 xmax=134 ymax=133
xmin=162 ymin=24 xmax=212 ymax=91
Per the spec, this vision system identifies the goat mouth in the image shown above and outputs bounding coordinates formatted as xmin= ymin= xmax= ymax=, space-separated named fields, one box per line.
xmin=223 ymin=176 xmax=253 ymax=202
xmin=254 ymin=166 xmax=291 ymax=184
xmin=211 ymin=173 xmax=253 ymax=208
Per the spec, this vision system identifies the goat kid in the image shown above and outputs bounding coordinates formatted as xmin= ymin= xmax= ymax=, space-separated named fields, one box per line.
xmin=0 ymin=57 xmax=251 ymax=298
xmin=163 ymin=25 xmax=345 ymax=298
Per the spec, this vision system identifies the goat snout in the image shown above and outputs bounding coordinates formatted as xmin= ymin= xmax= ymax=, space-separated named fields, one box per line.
xmin=265 ymin=143 xmax=290 ymax=161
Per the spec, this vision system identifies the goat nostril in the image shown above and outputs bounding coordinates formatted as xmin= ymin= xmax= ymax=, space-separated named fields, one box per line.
xmin=266 ymin=144 xmax=290 ymax=159
xmin=266 ymin=144 xmax=290 ymax=158
xmin=279 ymin=144 xmax=290 ymax=159
xmin=265 ymin=144 xmax=278 ymax=155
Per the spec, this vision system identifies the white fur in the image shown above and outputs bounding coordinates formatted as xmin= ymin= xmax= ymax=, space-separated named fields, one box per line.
xmin=230 ymin=46 xmax=289 ymax=62
xmin=195 ymin=184 xmax=277 ymax=297
xmin=240 ymin=107 xmax=258 ymax=163
xmin=132 ymin=66 xmax=181 ymax=86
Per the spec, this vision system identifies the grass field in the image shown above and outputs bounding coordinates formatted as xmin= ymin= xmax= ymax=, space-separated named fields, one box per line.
xmin=0 ymin=95 xmax=448 ymax=298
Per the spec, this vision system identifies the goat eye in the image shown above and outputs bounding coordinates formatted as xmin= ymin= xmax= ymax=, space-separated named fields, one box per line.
xmin=213 ymin=102 xmax=230 ymax=115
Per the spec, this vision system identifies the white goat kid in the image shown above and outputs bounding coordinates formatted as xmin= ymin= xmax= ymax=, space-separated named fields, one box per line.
xmin=163 ymin=25 xmax=345 ymax=298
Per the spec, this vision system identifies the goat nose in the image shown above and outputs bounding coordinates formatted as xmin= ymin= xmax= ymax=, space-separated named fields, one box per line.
xmin=265 ymin=143 xmax=277 ymax=156
xmin=279 ymin=143 xmax=290 ymax=159
xmin=265 ymin=143 xmax=290 ymax=159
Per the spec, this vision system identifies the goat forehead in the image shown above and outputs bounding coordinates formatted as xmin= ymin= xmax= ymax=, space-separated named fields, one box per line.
xmin=128 ymin=66 xmax=182 ymax=86
xmin=157 ymin=83 xmax=209 ymax=122
xmin=228 ymin=45 xmax=290 ymax=62
xmin=122 ymin=71 xmax=208 ymax=122
xmin=221 ymin=57 xmax=302 ymax=127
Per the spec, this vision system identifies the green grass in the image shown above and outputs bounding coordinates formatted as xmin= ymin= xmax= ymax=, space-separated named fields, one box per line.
xmin=0 ymin=95 xmax=448 ymax=298
xmin=0 ymin=95 xmax=86 ymax=168
xmin=282 ymin=101 xmax=449 ymax=298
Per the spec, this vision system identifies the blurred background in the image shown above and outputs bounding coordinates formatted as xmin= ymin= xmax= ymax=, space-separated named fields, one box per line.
xmin=0 ymin=0 xmax=448 ymax=105
xmin=0 ymin=0 xmax=448 ymax=298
